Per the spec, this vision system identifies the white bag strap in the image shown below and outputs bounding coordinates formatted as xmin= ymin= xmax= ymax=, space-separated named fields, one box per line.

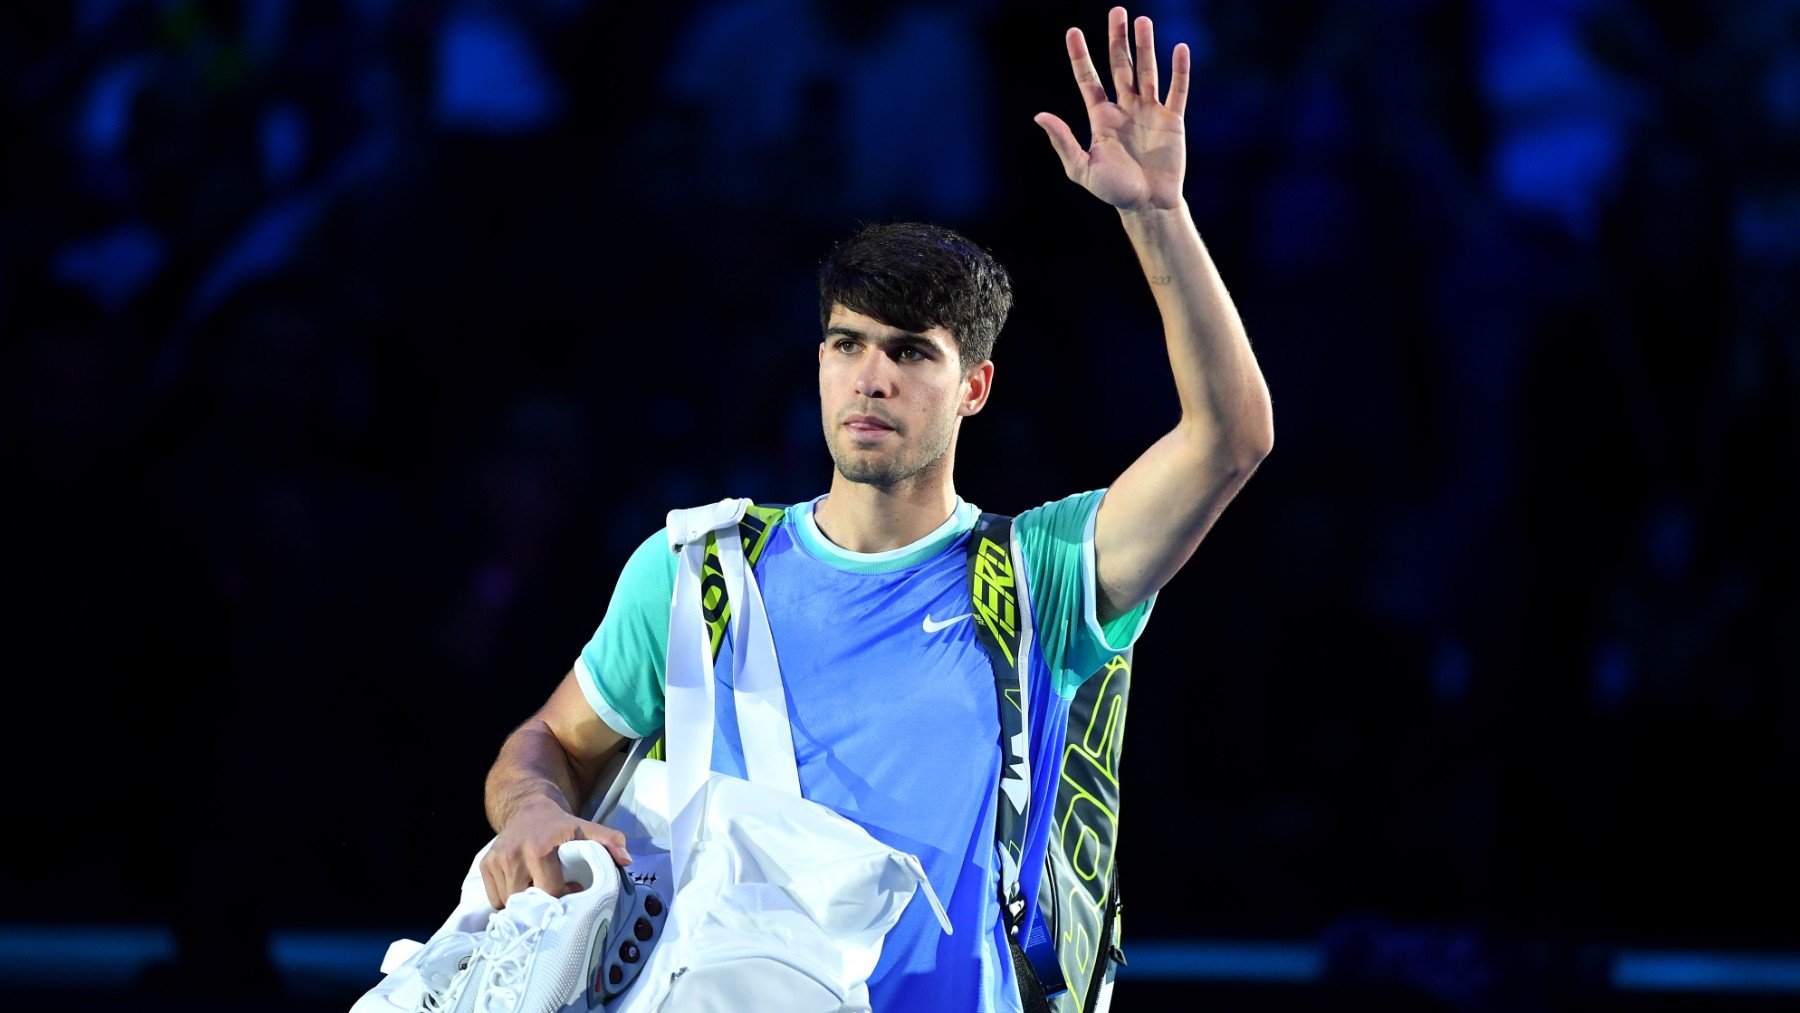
xmin=665 ymin=522 xmax=715 ymax=885
xmin=716 ymin=520 xmax=801 ymax=793
xmin=664 ymin=498 xmax=801 ymax=882
xmin=665 ymin=499 xmax=747 ymax=550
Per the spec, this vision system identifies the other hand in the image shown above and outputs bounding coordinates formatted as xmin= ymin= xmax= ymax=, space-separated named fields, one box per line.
xmin=1035 ymin=7 xmax=1190 ymax=212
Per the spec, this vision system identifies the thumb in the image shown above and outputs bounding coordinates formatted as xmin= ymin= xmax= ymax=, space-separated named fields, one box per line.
xmin=580 ymin=821 xmax=634 ymax=867
xmin=1034 ymin=112 xmax=1086 ymax=182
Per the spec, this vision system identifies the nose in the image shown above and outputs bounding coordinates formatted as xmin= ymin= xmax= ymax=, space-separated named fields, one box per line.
xmin=854 ymin=354 xmax=895 ymax=399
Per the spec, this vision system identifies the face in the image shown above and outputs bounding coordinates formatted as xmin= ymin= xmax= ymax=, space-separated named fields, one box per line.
xmin=818 ymin=306 xmax=992 ymax=488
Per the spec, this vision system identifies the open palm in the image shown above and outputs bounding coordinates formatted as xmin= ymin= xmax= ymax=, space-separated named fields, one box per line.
xmin=1035 ymin=7 xmax=1190 ymax=212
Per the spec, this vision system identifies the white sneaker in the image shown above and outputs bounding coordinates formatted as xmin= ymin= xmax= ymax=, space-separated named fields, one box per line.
xmin=350 ymin=930 xmax=482 ymax=1012
xmin=352 ymin=843 xmax=496 ymax=1013
xmin=453 ymin=839 xmax=668 ymax=1013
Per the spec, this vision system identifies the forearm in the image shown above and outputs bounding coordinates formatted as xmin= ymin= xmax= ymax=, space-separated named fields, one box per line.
xmin=1119 ymin=201 xmax=1273 ymax=460
xmin=484 ymin=717 xmax=589 ymax=834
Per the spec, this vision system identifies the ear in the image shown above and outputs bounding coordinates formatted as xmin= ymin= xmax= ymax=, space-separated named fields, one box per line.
xmin=959 ymin=360 xmax=994 ymax=417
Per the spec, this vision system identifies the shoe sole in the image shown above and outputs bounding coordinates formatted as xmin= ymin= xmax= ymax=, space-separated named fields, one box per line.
xmin=582 ymin=872 xmax=668 ymax=1007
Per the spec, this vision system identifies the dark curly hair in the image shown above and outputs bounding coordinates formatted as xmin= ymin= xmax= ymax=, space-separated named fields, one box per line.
xmin=818 ymin=222 xmax=1013 ymax=369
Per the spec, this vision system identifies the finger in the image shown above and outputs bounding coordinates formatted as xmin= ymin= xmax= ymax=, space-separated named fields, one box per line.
xmin=1033 ymin=113 xmax=1086 ymax=181
xmin=1107 ymin=7 xmax=1134 ymax=103
xmin=580 ymin=822 xmax=635 ymax=867
xmin=1135 ymin=16 xmax=1158 ymax=101
xmin=1169 ymin=42 xmax=1191 ymax=118
xmin=1065 ymin=28 xmax=1107 ymax=110
xmin=482 ymin=851 xmax=527 ymax=910
xmin=480 ymin=854 xmax=506 ymax=910
xmin=526 ymin=847 xmax=568 ymax=898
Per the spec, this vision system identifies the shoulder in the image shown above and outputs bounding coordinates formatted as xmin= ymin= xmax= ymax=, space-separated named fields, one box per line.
xmin=622 ymin=527 xmax=678 ymax=585
xmin=1013 ymin=489 xmax=1107 ymax=547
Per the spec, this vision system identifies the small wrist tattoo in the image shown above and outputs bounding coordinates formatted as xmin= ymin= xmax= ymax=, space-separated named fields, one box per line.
xmin=1148 ymin=274 xmax=1173 ymax=286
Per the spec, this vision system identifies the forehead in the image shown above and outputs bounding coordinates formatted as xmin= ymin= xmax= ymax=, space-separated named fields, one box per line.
xmin=825 ymin=306 xmax=957 ymax=356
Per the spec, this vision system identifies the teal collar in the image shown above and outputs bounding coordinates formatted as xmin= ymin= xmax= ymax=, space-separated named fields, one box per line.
xmin=789 ymin=495 xmax=980 ymax=574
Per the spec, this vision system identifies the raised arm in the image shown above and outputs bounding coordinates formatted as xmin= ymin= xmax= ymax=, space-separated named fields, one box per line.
xmin=1035 ymin=7 xmax=1274 ymax=623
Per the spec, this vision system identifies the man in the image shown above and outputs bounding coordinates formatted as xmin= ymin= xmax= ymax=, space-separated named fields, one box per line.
xmin=478 ymin=7 xmax=1273 ymax=1009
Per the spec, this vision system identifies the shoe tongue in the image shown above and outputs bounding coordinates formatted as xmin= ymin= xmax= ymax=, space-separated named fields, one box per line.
xmin=500 ymin=888 xmax=561 ymax=928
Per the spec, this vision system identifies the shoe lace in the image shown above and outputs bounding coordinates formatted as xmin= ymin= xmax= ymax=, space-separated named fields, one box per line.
xmin=409 ymin=931 xmax=479 ymax=1012
xmin=474 ymin=898 xmax=564 ymax=1011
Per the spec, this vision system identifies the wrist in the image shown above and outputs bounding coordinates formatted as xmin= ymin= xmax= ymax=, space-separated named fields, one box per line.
xmin=1118 ymin=201 xmax=1198 ymax=253
xmin=494 ymin=778 xmax=572 ymax=831
xmin=1118 ymin=199 xmax=1190 ymax=223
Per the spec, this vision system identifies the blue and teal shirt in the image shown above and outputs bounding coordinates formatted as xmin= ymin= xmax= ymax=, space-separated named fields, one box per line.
xmin=576 ymin=489 xmax=1154 ymax=1011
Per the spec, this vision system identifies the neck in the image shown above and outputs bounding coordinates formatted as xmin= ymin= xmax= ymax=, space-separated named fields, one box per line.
xmin=814 ymin=466 xmax=958 ymax=554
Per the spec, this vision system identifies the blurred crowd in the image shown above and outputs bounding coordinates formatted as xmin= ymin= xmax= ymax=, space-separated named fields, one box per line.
xmin=3 ymin=0 xmax=1796 ymax=1002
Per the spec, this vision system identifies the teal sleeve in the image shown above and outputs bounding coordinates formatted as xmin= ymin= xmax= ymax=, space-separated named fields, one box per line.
xmin=1014 ymin=488 xmax=1156 ymax=698
xmin=575 ymin=530 xmax=676 ymax=738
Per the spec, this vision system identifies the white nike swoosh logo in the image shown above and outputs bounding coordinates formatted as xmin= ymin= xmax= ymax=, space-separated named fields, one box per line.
xmin=922 ymin=612 xmax=974 ymax=634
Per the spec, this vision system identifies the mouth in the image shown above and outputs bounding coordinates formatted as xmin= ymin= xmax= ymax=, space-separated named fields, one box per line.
xmin=843 ymin=413 xmax=898 ymax=436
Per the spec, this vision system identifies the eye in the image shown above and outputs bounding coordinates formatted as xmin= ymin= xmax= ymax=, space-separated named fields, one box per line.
xmin=897 ymin=347 xmax=927 ymax=362
xmin=834 ymin=338 xmax=860 ymax=354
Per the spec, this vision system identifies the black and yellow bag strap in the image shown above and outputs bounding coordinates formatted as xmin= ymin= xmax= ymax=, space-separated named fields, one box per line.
xmin=966 ymin=513 xmax=1045 ymax=1007
xmin=967 ymin=512 xmax=1132 ymax=1013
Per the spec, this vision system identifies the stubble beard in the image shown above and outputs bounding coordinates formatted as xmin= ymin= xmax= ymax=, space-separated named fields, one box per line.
xmin=825 ymin=411 xmax=955 ymax=489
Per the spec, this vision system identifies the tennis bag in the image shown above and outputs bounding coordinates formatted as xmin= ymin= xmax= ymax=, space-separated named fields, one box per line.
xmin=636 ymin=503 xmax=1130 ymax=1013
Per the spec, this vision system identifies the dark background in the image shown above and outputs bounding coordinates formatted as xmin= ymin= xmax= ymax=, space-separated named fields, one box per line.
xmin=4 ymin=0 xmax=1798 ymax=1009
